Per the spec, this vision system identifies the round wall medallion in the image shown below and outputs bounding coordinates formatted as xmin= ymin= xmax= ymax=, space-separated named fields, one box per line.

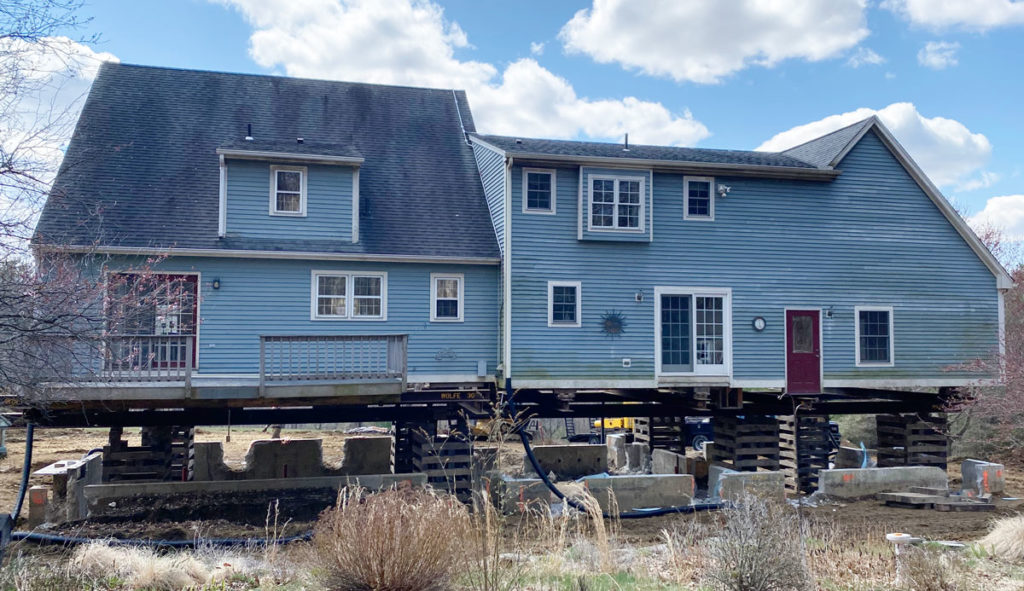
xmin=752 ymin=317 xmax=766 ymax=332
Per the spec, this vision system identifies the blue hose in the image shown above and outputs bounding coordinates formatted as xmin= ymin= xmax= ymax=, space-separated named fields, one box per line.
xmin=10 ymin=424 xmax=33 ymax=523
xmin=509 ymin=390 xmax=723 ymax=519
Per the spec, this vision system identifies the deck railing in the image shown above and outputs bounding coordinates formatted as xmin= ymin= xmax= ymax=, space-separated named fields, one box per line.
xmin=259 ymin=334 xmax=408 ymax=391
xmin=102 ymin=334 xmax=194 ymax=385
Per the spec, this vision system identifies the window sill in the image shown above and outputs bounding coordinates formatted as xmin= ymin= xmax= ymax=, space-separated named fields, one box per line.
xmin=311 ymin=316 xmax=388 ymax=322
xmin=430 ymin=318 xmax=464 ymax=323
xmin=270 ymin=211 xmax=307 ymax=218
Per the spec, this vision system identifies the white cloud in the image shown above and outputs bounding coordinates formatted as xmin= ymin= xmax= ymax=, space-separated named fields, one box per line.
xmin=956 ymin=170 xmax=1001 ymax=192
xmin=970 ymin=195 xmax=1024 ymax=240
xmin=883 ymin=0 xmax=1024 ymax=30
xmin=530 ymin=41 xmax=544 ymax=56
xmin=917 ymin=41 xmax=960 ymax=69
xmin=217 ymin=0 xmax=709 ymax=146
xmin=756 ymin=103 xmax=991 ymax=189
xmin=558 ymin=0 xmax=869 ymax=84
xmin=847 ymin=47 xmax=886 ymax=68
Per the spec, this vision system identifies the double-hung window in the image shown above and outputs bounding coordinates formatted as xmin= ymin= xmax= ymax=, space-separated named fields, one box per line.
xmin=855 ymin=306 xmax=894 ymax=366
xmin=548 ymin=281 xmax=581 ymax=327
xmin=431 ymin=273 xmax=464 ymax=322
xmin=270 ymin=165 xmax=307 ymax=216
xmin=683 ymin=176 xmax=714 ymax=220
xmin=590 ymin=176 xmax=643 ymax=231
xmin=312 ymin=271 xmax=387 ymax=320
xmin=656 ymin=287 xmax=731 ymax=375
xmin=523 ymin=169 xmax=556 ymax=214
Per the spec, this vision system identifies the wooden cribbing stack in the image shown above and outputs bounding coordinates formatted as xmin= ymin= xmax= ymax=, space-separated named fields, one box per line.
xmin=708 ymin=415 xmax=780 ymax=471
xmin=410 ymin=429 xmax=472 ymax=502
xmin=633 ymin=416 xmax=686 ymax=452
xmin=102 ymin=425 xmax=195 ymax=482
xmin=777 ymin=415 xmax=831 ymax=494
xmin=876 ymin=413 xmax=949 ymax=470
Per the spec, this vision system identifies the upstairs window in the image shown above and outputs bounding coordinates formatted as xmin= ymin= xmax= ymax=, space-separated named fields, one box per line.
xmin=548 ymin=281 xmax=581 ymax=327
xmin=270 ymin=165 xmax=307 ymax=216
xmin=431 ymin=273 xmax=464 ymax=322
xmin=312 ymin=271 xmax=387 ymax=320
xmin=523 ymin=169 xmax=556 ymax=214
xmin=590 ymin=176 xmax=644 ymax=231
xmin=684 ymin=176 xmax=714 ymax=220
xmin=856 ymin=306 xmax=894 ymax=366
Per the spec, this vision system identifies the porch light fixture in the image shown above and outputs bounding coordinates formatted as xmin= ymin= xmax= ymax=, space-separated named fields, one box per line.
xmin=635 ymin=289 xmax=644 ymax=302
xmin=212 ymin=278 xmax=221 ymax=290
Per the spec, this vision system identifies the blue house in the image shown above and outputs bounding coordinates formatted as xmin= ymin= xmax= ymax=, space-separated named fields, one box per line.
xmin=32 ymin=63 xmax=1008 ymax=411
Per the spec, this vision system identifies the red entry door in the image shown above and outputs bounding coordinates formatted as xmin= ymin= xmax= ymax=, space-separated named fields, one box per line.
xmin=786 ymin=310 xmax=821 ymax=394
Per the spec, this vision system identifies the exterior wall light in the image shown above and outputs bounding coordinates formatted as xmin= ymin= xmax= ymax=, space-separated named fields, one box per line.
xmin=212 ymin=278 xmax=221 ymax=290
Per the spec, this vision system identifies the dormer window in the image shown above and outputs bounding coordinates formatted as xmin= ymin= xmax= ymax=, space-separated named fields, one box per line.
xmin=684 ymin=176 xmax=714 ymax=220
xmin=590 ymin=175 xmax=644 ymax=231
xmin=270 ymin=165 xmax=307 ymax=216
xmin=523 ymin=168 xmax=556 ymax=214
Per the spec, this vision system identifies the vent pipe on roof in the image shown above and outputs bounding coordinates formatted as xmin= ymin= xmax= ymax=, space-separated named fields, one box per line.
xmin=297 ymin=137 xmax=304 ymax=144
xmin=245 ymin=123 xmax=253 ymax=141
xmin=623 ymin=133 xmax=629 ymax=152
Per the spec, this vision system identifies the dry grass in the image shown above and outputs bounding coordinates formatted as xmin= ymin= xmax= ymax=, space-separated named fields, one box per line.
xmin=899 ymin=546 xmax=976 ymax=591
xmin=71 ymin=542 xmax=209 ymax=590
xmin=977 ymin=514 xmax=1024 ymax=562
xmin=311 ymin=487 xmax=471 ymax=591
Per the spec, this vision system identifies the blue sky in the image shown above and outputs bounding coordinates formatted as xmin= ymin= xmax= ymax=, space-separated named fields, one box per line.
xmin=57 ymin=1 xmax=1024 ymax=230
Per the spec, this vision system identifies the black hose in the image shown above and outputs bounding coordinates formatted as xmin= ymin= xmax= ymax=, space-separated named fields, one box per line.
xmin=509 ymin=390 xmax=723 ymax=519
xmin=11 ymin=530 xmax=312 ymax=548
xmin=10 ymin=424 xmax=34 ymax=523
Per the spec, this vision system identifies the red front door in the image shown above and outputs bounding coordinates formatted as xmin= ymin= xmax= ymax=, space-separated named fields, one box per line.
xmin=786 ymin=310 xmax=821 ymax=394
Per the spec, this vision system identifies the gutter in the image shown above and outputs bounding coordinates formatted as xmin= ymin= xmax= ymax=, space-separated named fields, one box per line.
xmin=215 ymin=148 xmax=364 ymax=166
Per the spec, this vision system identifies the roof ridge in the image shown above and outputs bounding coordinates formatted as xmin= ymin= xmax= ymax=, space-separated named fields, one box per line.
xmin=109 ymin=62 xmax=470 ymax=95
xmin=472 ymin=132 xmax=771 ymax=157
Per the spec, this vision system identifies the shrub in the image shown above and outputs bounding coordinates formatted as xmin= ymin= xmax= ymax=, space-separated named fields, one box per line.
xmin=702 ymin=495 xmax=812 ymax=591
xmin=312 ymin=487 xmax=471 ymax=591
xmin=899 ymin=546 xmax=973 ymax=591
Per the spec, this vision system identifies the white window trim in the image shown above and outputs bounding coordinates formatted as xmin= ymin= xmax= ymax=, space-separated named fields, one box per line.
xmin=653 ymin=286 xmax=732 ymax=377
xmin=683 ymin=175 xmax=715 ymax=221
xmin=430 ymin=272 xmax=464 ymax=323
xmin=547 ymin=280 xmax=582 ymax=328
xmin=589 ymin=174 xmax=646 ymax=232
xmin=854 ymin=305 xmax=894 ymax=367
xmin=310 ymin=270 xmax=388 ymax=321
xmin=522 ymin=168 xmax=557 ymax=215
xmin=269 ymin=165 xmax=308 ymax=217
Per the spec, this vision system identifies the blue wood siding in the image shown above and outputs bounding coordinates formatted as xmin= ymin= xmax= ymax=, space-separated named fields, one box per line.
xmin=508 ymin=130 xmax=999 ymax=384
xmin=578 ymin=167 xmax=653 ymax=242
xmin=105 ymin=256 xmax=499 ymax=378
xmin=225 ymin=159 xmax=354 ymax=241
xmin=471 ymin=142 xmax=506 ymax=255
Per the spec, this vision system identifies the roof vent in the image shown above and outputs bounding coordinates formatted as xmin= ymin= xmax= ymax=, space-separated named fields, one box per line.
xmin=515 ymin=138 xmax=523 ymax=145
xmin=245 ymin=123 xmax=253 ymax=141
xmin=623 ymin=133 xmax=629 ymax=152
xmin=297 ymin=137 xmax=304 ymax=144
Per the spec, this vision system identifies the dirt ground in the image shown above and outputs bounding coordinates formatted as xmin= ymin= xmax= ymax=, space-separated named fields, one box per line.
xmin=1 ymin=426 xmax=1020 ymax=544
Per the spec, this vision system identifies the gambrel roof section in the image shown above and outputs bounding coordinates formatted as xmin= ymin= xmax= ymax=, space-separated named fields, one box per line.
xmin=786 ymin=116 xmax=1012 ymax=290
xmin=33 ymin=63 xmax=499 ymax=262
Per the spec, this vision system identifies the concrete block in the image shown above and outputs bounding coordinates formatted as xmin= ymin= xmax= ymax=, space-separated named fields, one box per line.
xmin=689 ymin=456 xmax=709 ymax=481
xmin=652 ymin=449 xmax=687 ymax=474
xmin=708 ymin=464 xmax=737 ymax=497
xmin=487 ymin=473 xmax=551 ymax=514
xmin=624 ymin=442 xmax=650 ymax=472
xmin=193 ymin=442 xmax=243 ymax=481
xmin=607 ymin=434 xmax=627 ymax=470
xmin=962 ymin=459 xmax=1005 ymax=496
xmin=341 ymin=436 xmax=393 ymax=475
xmin=525 ymin=444 xmax=607 ymax=480
xmin=28 ymin=486 xmax=48 ymax=527
xmin=65 ymin=452 xmax=103 ymax=521
xmin=718 ymin=471 xmax=786 ymax=503
xmin=817 ymin=466 xmax=948 ymax=499
xmin=581 ymin=474 xmax=693 ymax=512
xmin=244 ymin=439 xmax=328 ymax=479
xmin=835 ymin=446 xmax=873 ymax=469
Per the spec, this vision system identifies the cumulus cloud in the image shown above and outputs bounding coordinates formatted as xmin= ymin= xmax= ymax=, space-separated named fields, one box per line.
xmin=883 ymin=0 xmax=1024 ymax=30
xmin=529 ymin=41 xmax=544 ymax=56
xmin=559 ymin=0 xmax=869 ymax=84
xmin=756 ymin=103 xmax=991 ymax=189
xmin=217 ymin=0 xmax=709 ymax=145
xmin=970 ymin=195 xmax=1024 ymax=240
xmin=917 ymin=41 xmax=960 ymax=69
xmin=847 ymin=47 xmax=886 ymax=68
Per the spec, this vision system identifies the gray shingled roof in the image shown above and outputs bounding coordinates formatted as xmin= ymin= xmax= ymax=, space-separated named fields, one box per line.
xmin=217 ymin=138 xmax=363 ymax=159
xmin=471 ymin=134 xmax=819 ymax=169
xmin=34 ymin=63 xmax=499 ymax=259
xmin=780 ymin=117 xmax=876 ymax=168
